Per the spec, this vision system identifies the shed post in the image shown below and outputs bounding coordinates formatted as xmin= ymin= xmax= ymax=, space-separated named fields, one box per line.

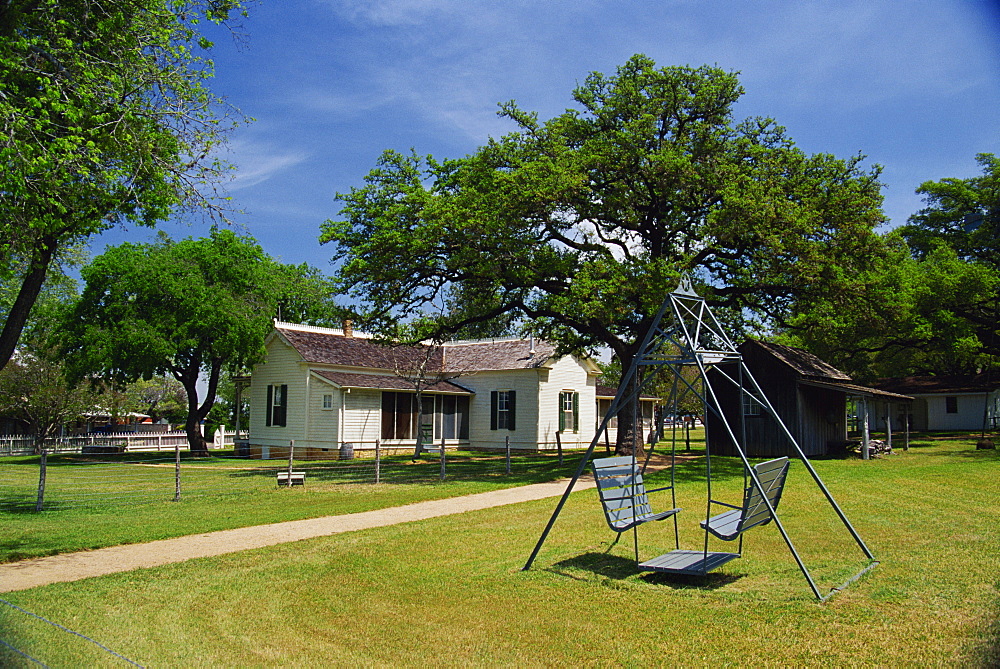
xmin=861 ymin=398 xmax=870 ymax=460
xmin=885 ymin=405 xmax=892 ymax=452
xmin=505 ymin=435 xmax=511 ymax=475
xmin=287 ymin=439 xmax=295 ymax=487
xmin=375 ymin=439 xmax=381 ymax=484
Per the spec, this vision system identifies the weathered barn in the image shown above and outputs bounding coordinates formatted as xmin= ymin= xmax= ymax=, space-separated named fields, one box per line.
xmin=707 ymin=340 xmax=911 ymax=457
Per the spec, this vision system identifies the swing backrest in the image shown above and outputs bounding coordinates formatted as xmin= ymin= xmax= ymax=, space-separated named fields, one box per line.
xmin=737 ymin=456 xmax=790 ymax=534
xmin=591 ymin=456 xmax=655 ymax=532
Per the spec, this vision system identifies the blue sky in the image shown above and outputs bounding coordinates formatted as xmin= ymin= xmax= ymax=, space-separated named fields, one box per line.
xmin=96 ymin=0 xmax=1000 ymax=274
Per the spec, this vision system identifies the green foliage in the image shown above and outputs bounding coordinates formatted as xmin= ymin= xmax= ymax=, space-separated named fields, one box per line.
xmin=0 ymin=0 xmax=249 ymax=371
xmin=59 ymin=229 xmax=337 ymax=451
xmin=324 ymin=55 xmax=884 ymax=353
xmin=0 ymin=345 xmax=98 ymax=446
xmin=322 ymin=55 xmax=887 ymax=451
xmin=787 ymin=156 xmax=1000 ymax=378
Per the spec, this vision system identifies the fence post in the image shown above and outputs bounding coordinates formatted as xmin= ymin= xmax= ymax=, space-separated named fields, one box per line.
xmin=287 ymin=440 xmax=295 ymax=487
xmin=174 ymin=441 xmax=181 ymax=502
xmin=555 ymin=431 xmax=563 ymax=465
xmin=35 ymin=448 xmax=47 ymax=512
xmin=375 ymin=439 xmax=381 ymax=484
xmin=505 ymin=435 xmax=511 ymax=475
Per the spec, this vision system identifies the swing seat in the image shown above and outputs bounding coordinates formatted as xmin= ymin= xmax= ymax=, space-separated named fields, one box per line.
xmin=592 ymin=456 xmax=681 ymax=532
xmin=702 ymin=457 xmax=789 ymax=541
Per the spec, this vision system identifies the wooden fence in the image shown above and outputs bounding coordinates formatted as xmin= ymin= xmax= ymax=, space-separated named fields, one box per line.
xmin=0 ymin=430 xmax=238 ymax=456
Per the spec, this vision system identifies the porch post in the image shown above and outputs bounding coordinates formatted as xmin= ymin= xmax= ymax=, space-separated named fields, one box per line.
xmin=861 ymin=398 xmax=870 ymax=460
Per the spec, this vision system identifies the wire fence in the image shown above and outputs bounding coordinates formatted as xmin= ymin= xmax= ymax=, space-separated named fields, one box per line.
xmin=0 ymin=440 xmax=581 ymax=513
xmin=0 ymin=598 xmax=143 ymax=668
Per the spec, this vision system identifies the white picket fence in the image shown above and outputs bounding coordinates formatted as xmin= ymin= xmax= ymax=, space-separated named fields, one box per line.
xmin=0 ymin=430 xmax=239 ymax=456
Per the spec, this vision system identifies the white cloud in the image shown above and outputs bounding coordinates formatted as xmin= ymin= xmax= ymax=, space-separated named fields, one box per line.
xmin=225 ymin=137 xmax=310 ymax=190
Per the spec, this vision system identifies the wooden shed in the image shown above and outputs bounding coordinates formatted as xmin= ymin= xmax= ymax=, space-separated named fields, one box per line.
xmin=706 ymin=340 xmax=911 ymax=458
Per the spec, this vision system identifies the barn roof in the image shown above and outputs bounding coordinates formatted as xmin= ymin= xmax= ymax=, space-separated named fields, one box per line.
xmin=745 ymin=340 xmax=911 ymax=401
xmin=746 ymin=340 xmax=852 ymax=381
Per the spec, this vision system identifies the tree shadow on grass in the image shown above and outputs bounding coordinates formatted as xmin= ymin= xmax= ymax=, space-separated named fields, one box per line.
xmin=547 ymin=551 xmax=743 ymax=591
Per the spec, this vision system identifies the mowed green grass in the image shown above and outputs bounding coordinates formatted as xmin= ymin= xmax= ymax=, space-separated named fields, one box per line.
xmin=1 ymin=436 xmax=998 ymax=666
xmin=0 ymin=449 xmax=575 ymax=563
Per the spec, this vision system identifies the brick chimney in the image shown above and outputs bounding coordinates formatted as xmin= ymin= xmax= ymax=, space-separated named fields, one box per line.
xmin=343 ymin=320 xmax=354 ymax=337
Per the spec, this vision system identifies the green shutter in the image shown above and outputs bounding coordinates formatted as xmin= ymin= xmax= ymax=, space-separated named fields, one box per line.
xmin=573 ymin=392 xmax=580 ymax=432
xmin=508 ymin=390 xmax=516 ymax=431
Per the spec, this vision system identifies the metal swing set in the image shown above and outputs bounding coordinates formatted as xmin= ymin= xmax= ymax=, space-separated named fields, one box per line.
xmin=523 ymin=275 xmax=879 ymax=601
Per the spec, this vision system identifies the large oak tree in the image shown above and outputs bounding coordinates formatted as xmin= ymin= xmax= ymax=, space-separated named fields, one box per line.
xmin=321 ymin=55 xmax=886 ymax=455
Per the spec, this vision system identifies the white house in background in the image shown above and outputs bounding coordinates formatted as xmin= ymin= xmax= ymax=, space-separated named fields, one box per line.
xmin=875 ymin=374 xmax=1000 ymax=432
xmin=248 ymin=322 xmax=604 ymax=458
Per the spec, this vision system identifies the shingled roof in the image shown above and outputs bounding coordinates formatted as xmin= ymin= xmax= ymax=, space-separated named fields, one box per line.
xmin=745 ymin=339 xmax=911 ymax=400
xmin=875 ymin=373 xmax=999 ymax=395
xmin=441 ymin=338 xmax=557 ymax=372
xmin=746 ymin=340 xmax=852 ymax=381
xmin=274 ymin=326 xmax=442 ymax=370
xmin=271 ymin=323 xmax=561 ymax=374
xmin=311 ymin=370 xmax=472 ymax=394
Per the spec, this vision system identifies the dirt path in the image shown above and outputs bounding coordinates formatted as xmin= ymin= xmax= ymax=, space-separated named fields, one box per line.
xmin=0 ymin=477 xmax=598 ymax=593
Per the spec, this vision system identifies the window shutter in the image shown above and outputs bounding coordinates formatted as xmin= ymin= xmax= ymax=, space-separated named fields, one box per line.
xmin=508 ymin=390 xmax=516 ymax=431
xmin=266 ymin=385 xmax=273 ymax=426
xmin=278 ymin=384 xmax=288 ymax=426
xmin=490 ymin=391 xmax=498 ymax=431
xmin=573 ymin=392 xmax=580 ymax=432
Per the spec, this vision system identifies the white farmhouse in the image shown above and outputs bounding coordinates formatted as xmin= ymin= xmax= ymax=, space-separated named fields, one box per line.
xmin=247 ymin=322 xmax=606 ymax=458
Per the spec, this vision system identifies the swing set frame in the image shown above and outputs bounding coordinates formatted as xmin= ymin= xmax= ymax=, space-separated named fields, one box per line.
xmin=522 ymin=275 xmax=879 ymax=601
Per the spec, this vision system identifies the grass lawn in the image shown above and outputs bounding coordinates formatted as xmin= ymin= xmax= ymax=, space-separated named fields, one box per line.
xmin=0 ymin=448 xmax=580 ymax=563
xmin=1 ymin=435 xmax=998 ymax=666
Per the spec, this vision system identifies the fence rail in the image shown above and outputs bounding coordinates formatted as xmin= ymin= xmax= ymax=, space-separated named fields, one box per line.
xmin=0 ymin=431 xmax=238 ymax=456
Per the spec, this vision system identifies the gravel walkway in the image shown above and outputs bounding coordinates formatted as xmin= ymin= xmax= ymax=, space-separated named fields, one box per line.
xmin=0 ymin=477 xmax=595 ymax=593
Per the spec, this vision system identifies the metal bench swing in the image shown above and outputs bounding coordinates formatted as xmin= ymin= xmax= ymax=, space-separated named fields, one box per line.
xmin=525 ymin=278 xmax=879 ymax=601
xmin=591 ymin=455 xmax=680 ymax=561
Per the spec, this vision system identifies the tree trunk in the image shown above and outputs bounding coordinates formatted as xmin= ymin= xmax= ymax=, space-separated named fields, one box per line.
xmin=614 ymin=356 xmax=645 ymax=459
xmin=0 ymin=237 xmax=57 ymax=373
xmin=176 ymin=363 xmax=209 ymax=456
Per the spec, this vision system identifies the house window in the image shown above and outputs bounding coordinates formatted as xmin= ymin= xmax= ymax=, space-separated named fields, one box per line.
xmin=945 ymin=396 xmax=958 ymax=414
xmin=596 ymin=399 xmax=618 ymax=429
xmin=381 ymin=392 xmax=417 ymax=439
xmin=266 ymin=384 xmax=288 ymax=427
xmin=322 ymin=394 xmax=333 ymax=410
xmin=491 ymin=390 xmax=516 ymax=431
xmin=559 ymin=391 xmax=580 ymax=432
xmin=742 ymin=388 xmax=763 ymax=417
xmin=435 ymin=395 xmax=470 ymax=440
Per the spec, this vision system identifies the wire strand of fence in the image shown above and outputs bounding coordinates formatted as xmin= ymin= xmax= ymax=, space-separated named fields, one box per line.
xmin=0 ymin=598 xmax=143 ymax=668
xmin=0 ymin=637 xmax=45 ymax=668
xmin=0 ymin=445 xmax=578 ymax=511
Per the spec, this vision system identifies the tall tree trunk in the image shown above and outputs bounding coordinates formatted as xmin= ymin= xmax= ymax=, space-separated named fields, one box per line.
xmin=176 ymin=361 xmax=209 ymax=455
xmin=614 ymin=353 xmax=645 ymax=459
xmin=0 ymin=236 xmax=56 ymax=373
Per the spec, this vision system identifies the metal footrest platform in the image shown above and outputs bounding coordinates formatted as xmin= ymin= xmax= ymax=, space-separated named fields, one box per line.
xmin=638 ymin=550 xmax=740 ymax=575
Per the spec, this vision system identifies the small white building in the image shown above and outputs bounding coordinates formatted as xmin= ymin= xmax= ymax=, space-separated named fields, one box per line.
xmin=248 ymin=322 xmax=604 ymax=458
xmin=875 ymin=374 xmax=1000 ymax=432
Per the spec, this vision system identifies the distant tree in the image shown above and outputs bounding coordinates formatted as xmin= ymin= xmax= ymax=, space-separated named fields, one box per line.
xmin=322 ymin=55 xmax=886 ymax=457
xmin=784 ymin=156 xmax=1000 ymax=379
xmin=899 ymin=154 xmax=1000 ymax=362
xmin=0 ymin=345 xmax=98 ymax=452
xmin=0 ymin=0 xmax=250 ymax=373
xmin=60 ymin=229 xmax=338 ymax=454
